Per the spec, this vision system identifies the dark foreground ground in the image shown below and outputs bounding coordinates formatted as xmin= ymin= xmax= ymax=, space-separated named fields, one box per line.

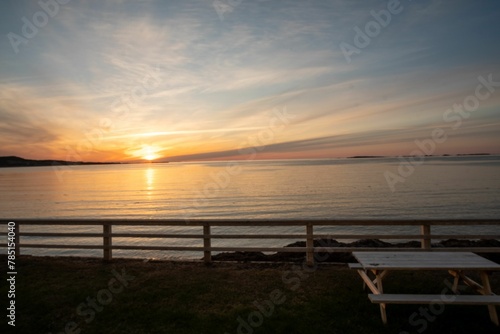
xmin=1 ymin=255 xmax=499 ymax=334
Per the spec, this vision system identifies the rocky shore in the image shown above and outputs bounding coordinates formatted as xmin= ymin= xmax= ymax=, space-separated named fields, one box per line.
xmin=211 ymin=238 xmax=500 ymax=263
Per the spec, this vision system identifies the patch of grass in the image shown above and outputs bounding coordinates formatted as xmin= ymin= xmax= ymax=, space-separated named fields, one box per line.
xmin=1 ymin=256 xmax=499 ymax=334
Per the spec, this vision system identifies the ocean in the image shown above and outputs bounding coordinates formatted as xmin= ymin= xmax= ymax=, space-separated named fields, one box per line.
xmin=1 ymin=155 xmax=499 ymax=259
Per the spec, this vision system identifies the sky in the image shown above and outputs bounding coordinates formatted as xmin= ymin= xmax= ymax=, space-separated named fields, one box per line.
xmin=0 ymin=0 xmax=499 ymax=162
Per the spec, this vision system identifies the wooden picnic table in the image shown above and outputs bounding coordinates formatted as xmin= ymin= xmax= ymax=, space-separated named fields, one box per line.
xmin=349 ymin=251 xmax=500 ymax=325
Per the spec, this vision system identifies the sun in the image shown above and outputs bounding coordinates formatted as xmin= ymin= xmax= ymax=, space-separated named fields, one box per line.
xmin=144 ymin=153 xmax=157 ymax=161
xmin=142 ymin=145 xmax=159 ymax=161
xmin=129 ymin=144 xmax=163 ymax=161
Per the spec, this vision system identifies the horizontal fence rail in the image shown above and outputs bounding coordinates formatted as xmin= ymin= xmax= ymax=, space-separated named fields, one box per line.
xmin=1 ymin=219 xmax=500 ymax=264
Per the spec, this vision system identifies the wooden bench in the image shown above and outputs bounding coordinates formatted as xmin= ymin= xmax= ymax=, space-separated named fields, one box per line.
xmin=348 ymin=263 xmax=364 ymax=269
xmin=369 ymin=294 xmax=500 ymax=305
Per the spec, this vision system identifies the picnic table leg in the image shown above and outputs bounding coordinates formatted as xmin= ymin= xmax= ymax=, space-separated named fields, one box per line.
xmin=480 ymin=271 xmax=499 ymax=326
xmin=362 ymin=269 xmax=368 ymax=291
xmin=375 ymin=270 xmax=388 ymax=324
xmin=357 ymin=270 xmax=380 ymax=295
xmin=451 ymin=270 xmax=460 ymax=294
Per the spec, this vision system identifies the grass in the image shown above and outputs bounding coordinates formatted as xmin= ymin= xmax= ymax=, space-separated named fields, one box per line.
xmin=1 ymin=255 xmax=500 ymax=334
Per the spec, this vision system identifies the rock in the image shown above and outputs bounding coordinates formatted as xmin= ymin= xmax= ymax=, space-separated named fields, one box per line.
xmin=207 ymin=239 xmax=500 ymax=263
xmin=349 ymin=239 xmax=392 ymax=248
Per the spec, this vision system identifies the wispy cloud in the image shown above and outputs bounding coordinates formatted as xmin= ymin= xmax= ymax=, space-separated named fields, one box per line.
xmin=1 ymin=0 xmax=499 ymax=160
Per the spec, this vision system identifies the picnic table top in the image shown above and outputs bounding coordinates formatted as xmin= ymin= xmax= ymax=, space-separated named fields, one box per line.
xmin=352 ymin=251 xmax=500 ymax=270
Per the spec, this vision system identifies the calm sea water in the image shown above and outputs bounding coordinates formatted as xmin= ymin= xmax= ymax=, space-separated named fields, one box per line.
xmin=1 ymin=156 xmax=499 ymax=259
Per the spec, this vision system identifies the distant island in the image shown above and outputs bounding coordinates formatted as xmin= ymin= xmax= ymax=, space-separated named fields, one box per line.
xmin=0 ymin=156 xmax=124 ymax=168
xmin=347 ymin=153 xmax=491 ymax=159
xmin=347 ymin=155 xmax=385 ymax=159
xmin=444 ymin=153 xmax=491 ymax=156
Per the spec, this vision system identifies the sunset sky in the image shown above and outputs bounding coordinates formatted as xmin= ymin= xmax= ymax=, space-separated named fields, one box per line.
xmin=1 ymin=0 xmax=499 ymax=162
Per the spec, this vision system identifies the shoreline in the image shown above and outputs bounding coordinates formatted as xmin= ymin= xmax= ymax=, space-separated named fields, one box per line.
xmin=1 ymin=153 xmax=496 ymax=168
xmin=212 ymin=238 xmax=500 ymax=263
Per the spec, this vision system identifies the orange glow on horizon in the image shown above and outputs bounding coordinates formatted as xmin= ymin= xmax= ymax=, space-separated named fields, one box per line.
xmin=144 ymin=146 xmax=159 ymax=161
xmin=129 ymin=144 xmax=161 ymax=161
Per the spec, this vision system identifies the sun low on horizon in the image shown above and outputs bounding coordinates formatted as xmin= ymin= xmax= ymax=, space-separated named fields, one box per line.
xmin=142 ymin=146 xmax=159 ymax=162
xmin=130 ymin=144 xmax=162 ymax=162
xmin=1 ymin=0 xmax=500 ymax=162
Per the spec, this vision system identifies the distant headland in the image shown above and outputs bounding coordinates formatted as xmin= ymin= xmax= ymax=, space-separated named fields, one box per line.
xmin=0 ymin=156 xmax=124 ymax=168
xmin=347 ymin=153 xmax=491 ymax=159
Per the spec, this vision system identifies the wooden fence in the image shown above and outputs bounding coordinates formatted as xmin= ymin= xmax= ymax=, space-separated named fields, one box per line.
xmin=2 ymin=219 xmax=500 ymax=264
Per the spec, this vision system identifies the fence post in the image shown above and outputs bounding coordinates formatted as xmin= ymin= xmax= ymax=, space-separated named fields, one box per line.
xmin=420 ymin=224 xmax=431 ymax=250
xmin=306 ymin=223 xmax=314 ymax=266
xmin=203 ymin=223 xmax=212 ymax=263
xmin=103 ymin=224 xmax=112 ymax=261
